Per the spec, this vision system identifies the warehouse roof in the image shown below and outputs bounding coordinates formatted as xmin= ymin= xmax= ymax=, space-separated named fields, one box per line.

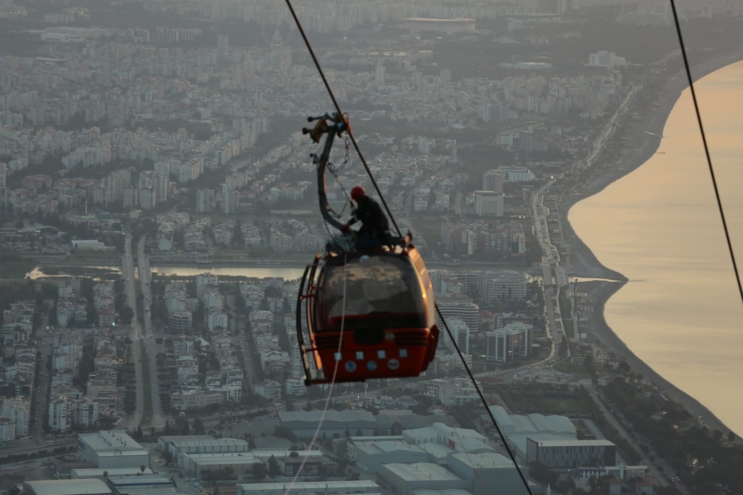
xmin=78 ymin=431 xmax=143 ymax=453
xmin=381 ymin=463 xmax=464 ymax=482
xmin=183 ymin=454 xmax=262 ymax=466
xmin=279 ymin=409 xmax=376 ymax=425
xmin=530 ymin=439 xmax=615 ymax=447
xmin=449 ymin=452 xmax=517 ymax=469
xmin=238 ymin=480 xmax=379 ymax=491
xmin=357 ymin=441 xmax=427 ymax=456
xmin=24 ymin=479 xmax=112 ymax=495
xmin=159 ymin=435 xmax=214 ymax=444
xmin=168 ymin=438 xmax=248 ymax=449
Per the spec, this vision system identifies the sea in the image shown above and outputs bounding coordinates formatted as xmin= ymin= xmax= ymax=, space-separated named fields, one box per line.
xmin=570 ymin=60 xmax=743 ymax=434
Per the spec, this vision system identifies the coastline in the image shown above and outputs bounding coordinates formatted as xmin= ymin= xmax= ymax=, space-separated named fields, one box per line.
xmin=559 ymin=50 xmax=743 ymax=435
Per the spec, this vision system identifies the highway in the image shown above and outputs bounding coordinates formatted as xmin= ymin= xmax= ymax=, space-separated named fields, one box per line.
xmin=122 ymin=235 xmax=145 ymax=428
xmin=31 ymin=320 xmax=53 ymax=440
xmin=137 ymin=237 xmax=166 ymax=428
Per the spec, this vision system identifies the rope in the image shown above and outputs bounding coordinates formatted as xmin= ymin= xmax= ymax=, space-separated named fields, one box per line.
xmin=436 ymin=306 xmax=534 ymax=495
xmin=283 ymin=0 xmax=402 ymax=238
xmin=284 ymin=2 xmax=533 ymax=493
xmin=668 ymin=0 xmax=743 ymax=306
xmin=282 ymin=254 xmax=348 ymax=495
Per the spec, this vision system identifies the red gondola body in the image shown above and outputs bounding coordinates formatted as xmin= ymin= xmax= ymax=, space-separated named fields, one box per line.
xmin=296 ymin=244 xmax=438 ymax=385
xmin=295 ymin=113 xmax=439 ymax=385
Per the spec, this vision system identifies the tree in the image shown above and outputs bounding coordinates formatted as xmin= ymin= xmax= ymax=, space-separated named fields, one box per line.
xmin=213 ymin=487 xmax=220 ymax=495
xmin=232 ymin=221 xmax=244 ymax=247
xmin=119 ymin=305 xmax=134 ymax=324
xmin=103 ymin=471 xmax=108 ymax=479
xmin=140 ymin=465 xmax=146 ymax=474
xmin=268 ymin=455 xmax=280 ymax=478
xmin=181 ymin=420 xmax=190 ymax=435
xmin=728 ymin=431 xmax=736 ymax=442
xmin=194 ymin=416 xmax=205 ymax=435
xmin=252 ymin=463 xmax=266 ymax=480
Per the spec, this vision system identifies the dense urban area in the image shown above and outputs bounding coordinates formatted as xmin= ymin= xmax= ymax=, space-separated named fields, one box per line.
xmin=1 ymin=0 xmax=743 ymax=494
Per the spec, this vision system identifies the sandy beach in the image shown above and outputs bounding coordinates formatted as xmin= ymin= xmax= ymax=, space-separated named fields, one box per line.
xmin=558 ymin=50 xmax=743 ymax=436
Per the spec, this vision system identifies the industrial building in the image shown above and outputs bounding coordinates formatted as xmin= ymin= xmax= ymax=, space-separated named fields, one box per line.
xmin=448 ymin=452 xmax=528 ymax=495
xmin=23 ymin=479 xmax=111 ymax=495
xmin=158 ymin=436 xmax=249 ymax=461
xmin=236 ymin=481 xmax=381 ymax=495
xmin=403 ymin=423 xmax=494 ymax=454
xmin=347 ymin=436 xmax=403 ymax=460
xmin=106 ymin=475 xmax=176 ymax=495
xmin=526 ymin=438 xmax=616 ymax=468
xmin=157 ymin=435 xmax=214 ymax=453
xmin=379 ymin=463 xmax=470 ymax=493
xmin=487 ymin=405 xmax=584 ymax=460
xmin=278 ymin=410 xmax=377 ymax=438
xmin=77 ymin=431 xmax=149 ymax=469
xmin=181 ymin=452 xmax=263 ymax=479
xmin=355 ymin=441 xmax=429 ymax=473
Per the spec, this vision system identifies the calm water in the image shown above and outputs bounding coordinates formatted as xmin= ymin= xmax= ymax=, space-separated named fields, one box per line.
xmin=27 ymin=266 xmax=305 ymax=280
xmin=571 ymin=61 xmax=743 ymax=434
xmin=152 ymin=266 xmax=305 ymax=279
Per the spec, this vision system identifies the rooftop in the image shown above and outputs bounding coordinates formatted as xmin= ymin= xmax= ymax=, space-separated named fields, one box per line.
xmin=24 ymin=479 xmax=112 ymax=495
xmin=238 ymin=481 xmax=379 ymax=491
xmin=78 ymin=431 xmax=143 ymax=453
xmin=382 ymin=463 xmax=464 ymax=482
xmin=449 ymin=452 xmax=517 ymax=469
xmin=159 ymin=435 xmax=214 ymax=443
xmin=530 ymin=439 xmax=615 ymax=447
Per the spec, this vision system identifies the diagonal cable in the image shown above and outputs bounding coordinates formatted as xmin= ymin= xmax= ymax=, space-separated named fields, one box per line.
xmin=283 ymin=1 xmax=533 ymax=492
xmin=436 ymin=305 xmax=534 ymax=495
xmin=668 ymin=0 xmax=743 ymax=305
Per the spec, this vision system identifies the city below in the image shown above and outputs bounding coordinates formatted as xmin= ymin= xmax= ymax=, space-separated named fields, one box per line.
xmin=0 ymin=1 xmax=742 ymax=495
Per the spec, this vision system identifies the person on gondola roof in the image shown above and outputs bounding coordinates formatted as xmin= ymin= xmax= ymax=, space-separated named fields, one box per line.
xmin=341 ymin=186 xmax=390 ymax=250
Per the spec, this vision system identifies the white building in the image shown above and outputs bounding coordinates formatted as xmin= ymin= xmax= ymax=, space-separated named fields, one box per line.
xmin=355 ymin=441 xmax=429 ymax=473
xmin=207 ymin=311 xmax=228 ymax=332
xmin=435 ymin=296 xmax=479 ymax=334
xmin=0 ymin=417 xmax=16 ymax=442
xmin=498 ymin=166 xmax=535 ymax=182
xmin=448 ymin=452 xmax=527 ymax=495
xmin=379 ymin=463 xmax=469 ymax=493
xmin=1 ymin=398 xmax=30 ymax=436
xmin=527 ymin=438 xmax=616 ymax=469
xmin=482 ymin=171 xmax=504 ymax=193
xmin=254 ymin=380 xmax=282 ymax=401
xmin=486 ymin=322 xmax=532 ymax=363
xmin=74 ymin=397 xmax=99 ymax=426
xmin=49 ymin=395 xmax=74 ymax=432
xmin=481 ymin=270 xmax=527 ymax=302
xmin=78 ymin=431 xmax=149 ymax=468
xmin=443 ymin=317 xmax=470 ymax=356
xmin=474 ymin=191 xmax=504 ymax=217
xmin=588 ymin=51 xmax=627 ymax=68
xmin=424 ymin=380 xmax=482 ymax=407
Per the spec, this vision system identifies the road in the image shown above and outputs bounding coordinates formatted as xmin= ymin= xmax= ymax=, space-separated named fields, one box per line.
xmin=123 ymin=235 xmax=145 ymax=428
xmin=32 ymin=321 xmax=53 ymax=440
xmin=586 ymin=385 xmax=677 ymax=491
xmin=137 ymin=237 xmax=166 ymax=428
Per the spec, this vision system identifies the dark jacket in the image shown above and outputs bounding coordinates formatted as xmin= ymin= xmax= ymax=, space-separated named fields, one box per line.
xmin=350 ymin=195 xmax=389 ymax=237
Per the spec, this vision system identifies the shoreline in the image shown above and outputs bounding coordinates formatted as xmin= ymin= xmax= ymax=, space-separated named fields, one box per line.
xmin=559 ymin=50 xmax=743 ymax=435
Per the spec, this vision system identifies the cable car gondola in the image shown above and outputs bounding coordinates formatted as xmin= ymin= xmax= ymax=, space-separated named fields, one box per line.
xmin=295 ymin=113 xmax=439 ymax=385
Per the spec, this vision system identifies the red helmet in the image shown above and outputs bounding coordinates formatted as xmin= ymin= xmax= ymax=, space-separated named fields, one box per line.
xmin=350 ymin=186 xmax=366 ymax=201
